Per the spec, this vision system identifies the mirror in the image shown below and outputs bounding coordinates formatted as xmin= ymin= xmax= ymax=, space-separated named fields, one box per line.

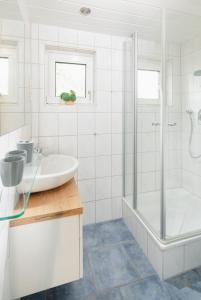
xmin=0 ymin=3 xmax=30 ymax=135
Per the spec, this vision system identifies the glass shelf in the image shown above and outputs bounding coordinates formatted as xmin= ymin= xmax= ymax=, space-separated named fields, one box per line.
xmin=0 ymin=153 xmax=41 ymax=221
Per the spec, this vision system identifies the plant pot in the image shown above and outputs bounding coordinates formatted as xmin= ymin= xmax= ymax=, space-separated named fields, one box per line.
xmin=63 ymin=101 xmax=75 ymax=105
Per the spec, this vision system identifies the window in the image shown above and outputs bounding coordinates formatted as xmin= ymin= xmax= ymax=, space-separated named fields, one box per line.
xmin=0 ymin=57 xmax=9 ymax=96
xmin=46 ymin=48 xmax=94 ymax=104
xmin=137 ymin=69 xmax=160 ymax=101
xmin=55 ymin=62 xmax=86 ymax=98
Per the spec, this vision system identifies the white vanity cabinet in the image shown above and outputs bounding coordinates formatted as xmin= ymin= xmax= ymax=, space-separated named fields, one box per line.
xmin=9 ymin=180 xmax=83 ymax=299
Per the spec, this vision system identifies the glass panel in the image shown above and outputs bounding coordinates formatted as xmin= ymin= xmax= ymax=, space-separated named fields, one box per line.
xmin=135 ymin=12 xmax=162 ymax=238
xmin=0 ymin=57 xmax=8 ymax=96
xmin=123 ymin=39 xmax=134 ymax=206
xmin=123 ymin=7 xmax=163 ymax=239
xmin=138 ymin=70 xmax=160 ymax=99
xmin=165 ymin=10 xmax=201 ymax=240
xmin=0 ymin=153 xmax=41 ymax=221
xmin=55 ymin=62 xmax=86 ymax=97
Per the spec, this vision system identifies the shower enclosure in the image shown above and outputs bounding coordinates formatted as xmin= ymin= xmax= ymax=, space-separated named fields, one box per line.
xmin=123 ymin=8 xmax=201 ymax=243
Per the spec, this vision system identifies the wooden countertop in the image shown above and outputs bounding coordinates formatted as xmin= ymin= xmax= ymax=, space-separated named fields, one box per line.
xmin=10 ymin=179 xmax=83 ymax=227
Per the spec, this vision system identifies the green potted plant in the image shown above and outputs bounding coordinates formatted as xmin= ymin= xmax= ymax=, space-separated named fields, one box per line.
xmin=60 ymin=90 xmax=77 ymax=105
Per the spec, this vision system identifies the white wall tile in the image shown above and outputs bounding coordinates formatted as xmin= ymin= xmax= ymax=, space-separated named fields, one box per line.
xmin=96 ymin=69 xmax=111 ymax=91
xmin=78 ymin=113 xmax=95 ymax=135
xmin=96 ymin=134 xmax=111 ymax=156
xmin=112 ymin=71 xmax=122 ymax=91
xmin=96 ymin=156 xmax=111 ymax=178
xmin=78 ymin=179 xmax=95 ymax=203
xmin=112 ymin=155 xmax=122 ymax=176
xmin=59 ymin=136 xmax=77 ymax=156
xmin=96 ymin=48 xmax=111 ymax=69
xmin=111 ymin=92 xmax=122 ymax=113
xmin=83 ymin=202 xmax=96 ymax=225
xmin=39 ymin=137 xmax=59 ymax=154
xmin=78 ymin=31 xmax=94 ymax=47
xmin=96 ymin=113 xmax=111 ymax=134
xmin=94 ymin=33 xmax=111 ymax=48
xmin=78 ymin=135 xmax=95 ymax=158
xmin=112 ymin=50 xmax=123 ymax=71
xmin=112 ymin=134 xmax=122 ymax=155
xmin=111 ymin=197 xmax=122 ymax=219
xmin=112 ymin=176 xmax=122 ymax=198
xmin=96 ymin=177 xmax=111 ymax=200
xmin=95 ymin=91 xmax=111 ymax=113
xmin=111 ymin=36 xmax=125 ymax=50
xmin=59 ymin=28 xmax=78 ymax=44
xmin=39 ymin=24 xmax=58 ymax=41
xmin=39 ymin=113 xmax=58 ymax=136
xmin=58 ymin=113 xmax=77 ymax=136
xmin=112 ymin=113 xmax=122 ymax=133
xmin=96 ymin=199 xmax=112 ymax=222
xmin=78 ymin=157 xmax=95 ymax=180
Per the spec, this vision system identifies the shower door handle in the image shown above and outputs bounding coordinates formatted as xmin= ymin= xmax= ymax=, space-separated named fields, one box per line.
xmin=152 ymin=122 xmax=160 ymax=126
xmin=168 ymin=122 xmax=176 ymax=127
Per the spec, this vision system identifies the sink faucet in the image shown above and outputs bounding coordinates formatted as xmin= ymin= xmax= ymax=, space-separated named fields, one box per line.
xmin=34 ymin=145 xmax=43 ymax=154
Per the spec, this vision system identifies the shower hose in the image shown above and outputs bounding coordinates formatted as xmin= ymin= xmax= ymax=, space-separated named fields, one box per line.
xmin=187 ymin=111 xmax=201 ymax=159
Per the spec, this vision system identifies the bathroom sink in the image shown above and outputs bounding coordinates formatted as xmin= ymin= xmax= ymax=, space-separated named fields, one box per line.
xmin=20 ymin=154 xmax=79 ymax=193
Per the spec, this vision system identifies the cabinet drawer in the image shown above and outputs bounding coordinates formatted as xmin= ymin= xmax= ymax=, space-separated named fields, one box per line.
xmin=10 ymin=215 xmax=82 ymax=299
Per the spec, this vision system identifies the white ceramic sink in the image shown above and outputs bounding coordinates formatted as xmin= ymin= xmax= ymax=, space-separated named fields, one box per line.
xmin=20 ymin=154 xmax=79 ymax=193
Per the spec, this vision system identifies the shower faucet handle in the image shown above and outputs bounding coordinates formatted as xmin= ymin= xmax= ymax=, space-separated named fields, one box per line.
xmin=152 ymin=122 xmax=160 ymax=126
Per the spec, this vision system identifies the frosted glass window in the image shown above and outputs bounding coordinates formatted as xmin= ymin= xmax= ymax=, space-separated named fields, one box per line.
xmin=0 ymin=57 xmax=9 ymax=96
xmin=138 ymin=69 xmax=159 ymax=99
xmin=55 ymin=62 xmax=86 ymax=97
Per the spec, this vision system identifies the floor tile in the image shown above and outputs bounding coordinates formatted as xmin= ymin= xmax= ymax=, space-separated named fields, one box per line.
xmin=166 ymin=270 xmax=201 ymax=289
xmin=89 ymin=244 xmax=140 ymax=290
xmin=49 ymin=278 xmax=96 ymax=300
xmin=120 ymin=276 xmax=170 ymax=300
xmin=121 ymin=240 xmax=156 ymax=278
xmin=97 ymin=219 xmax=134 ymax=246
xmin=22 ymin=291 xmax=45 ymax=300
xmin=180 ymin=287 xmax=201 ymax=299
xmin=87 ymin=288 xmax=122 ymax=300
xmin=83 ymin=223 xmax=101 ymax=250
xmin=192 ymin=282 xmax=201 ymax=293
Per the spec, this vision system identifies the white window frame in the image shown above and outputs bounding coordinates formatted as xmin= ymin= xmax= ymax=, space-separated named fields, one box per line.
xmin=137 ymin=57 xmax=161 ymax=105
xmin=45 ymin=48 xmax=94 ymax=104
xmin=0 ymin=46 xmax=18 ymax=104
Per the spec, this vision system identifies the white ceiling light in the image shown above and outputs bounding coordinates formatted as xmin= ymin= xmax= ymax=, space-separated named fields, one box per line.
xmin=80 ymin=7 xmax=91 ymax=16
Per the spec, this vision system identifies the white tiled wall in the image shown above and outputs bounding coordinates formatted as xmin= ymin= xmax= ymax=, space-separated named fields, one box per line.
xmin=30 ymin=23 xmax=126 ymax=224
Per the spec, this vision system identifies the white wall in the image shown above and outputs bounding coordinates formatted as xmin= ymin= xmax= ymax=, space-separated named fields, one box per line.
xmin=30 ymin=24 xmax=126 ymax=225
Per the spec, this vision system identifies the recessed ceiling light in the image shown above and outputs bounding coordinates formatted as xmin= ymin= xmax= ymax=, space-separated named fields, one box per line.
xmin=80 ymin=7 xmax=91 ymax=16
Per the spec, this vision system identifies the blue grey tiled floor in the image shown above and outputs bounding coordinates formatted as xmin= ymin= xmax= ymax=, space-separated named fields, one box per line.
xmin=23 ymin=219 xmax=201 ymax=300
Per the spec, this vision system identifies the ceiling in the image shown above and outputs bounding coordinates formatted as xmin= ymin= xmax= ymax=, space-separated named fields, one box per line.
xmin=1 ymin=0 xmax=201 ymax=42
